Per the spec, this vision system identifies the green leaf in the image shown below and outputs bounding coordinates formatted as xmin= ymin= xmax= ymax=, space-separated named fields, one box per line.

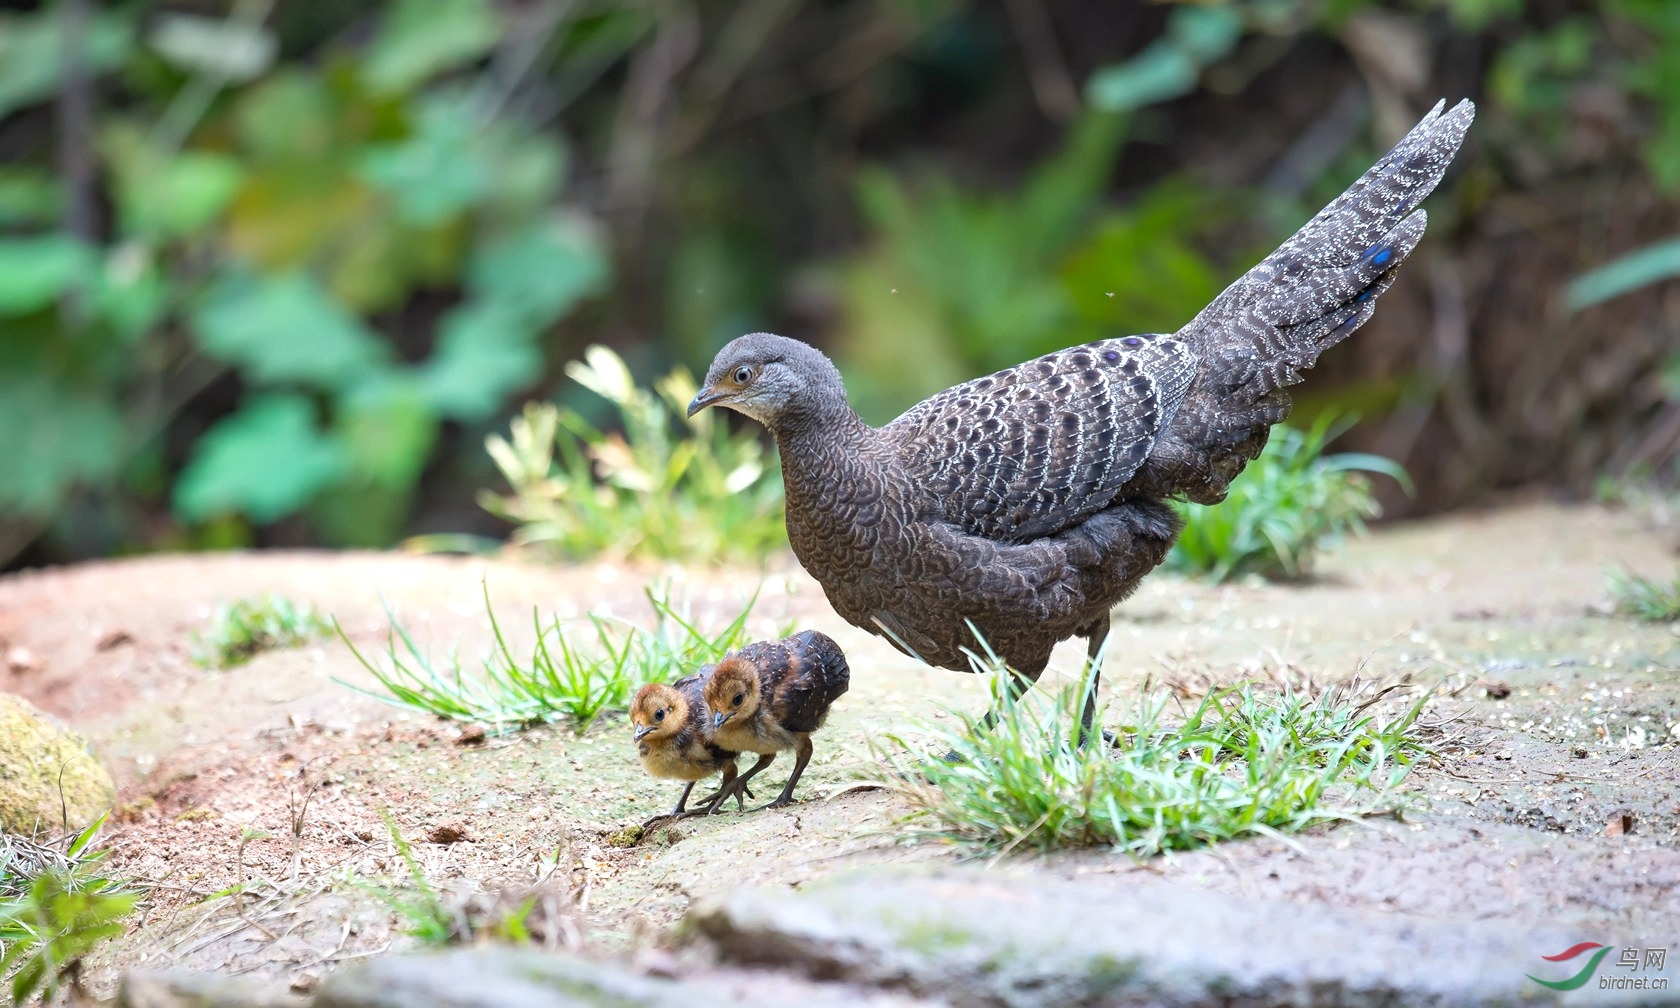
xmin=193 ymin=271 xmax=389 ymax=389
xmin=0 ymin=10 xmax=133 ymax=119
xmin=1566 ymin=236 xmax=1680 ymax=310
xmin=362 ymin=0 xmax=500 ymax=96
xmin=0 ymin=374 xmax=128 ymax=515
xmin=358 ymin=95 xmax=490 ymax=225
xmin=147 ymin=12 xmax=276 ymax=82
xmin=479 ymin=124 xmax=567 ymax=218
xmin=419 ymin=301 xmax=542 ymax=420
xmin=1167 ymin=5 xmax=1243 ymax=64
xmin=1086 ymin=40 xmax=1198 ymax=113
xmin=175 ymin=395 xmax=348 ymax=522
xmin=87 ymin=245 xmax=171 ymax=343
xmin=468 ymin=218 xmax=608 ymax=327
xmin=0 ymin=235 xmax=96 ymax=316
xmin=337 ymin=376 xmax=439 ymax=487
xmin=233 ymin=71 xmax=340 ymax=163
xmin=114 ymin=150 xmax=244 ymax=239
xmin=0 ymin=169 xmax=63 ymax=226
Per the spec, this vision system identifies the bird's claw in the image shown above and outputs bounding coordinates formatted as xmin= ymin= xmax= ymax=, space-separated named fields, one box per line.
xmin=694 ymin=780 xmax=755 ymax=814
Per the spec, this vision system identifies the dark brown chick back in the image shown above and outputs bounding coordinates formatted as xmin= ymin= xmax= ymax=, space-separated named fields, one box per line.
xmin=733 ymin=630 xmax=849 ymax=734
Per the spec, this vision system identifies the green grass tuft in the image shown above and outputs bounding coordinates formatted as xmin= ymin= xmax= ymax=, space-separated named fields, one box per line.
xmin=875 ymin=661 xmax=1432 ymax=858
xmin=0 ymin=817 xmax=140 ymax=1005
xmin=353 ymin=814 xmax=577 ymax=949
xmin=337 ymin=582 xmax=771 ymax=733
xmin=354 ymin=812 xmax=454 ymax=947
xmin=479 ymin=345 xmax=786 ymax=564
xmin=192 ymin=595 xmax=331 ymax=668
xmin=1607 ymin=567 xmax=1680 ymax=622
xmin=1168 ymin=414 xmax=1409 ymax=582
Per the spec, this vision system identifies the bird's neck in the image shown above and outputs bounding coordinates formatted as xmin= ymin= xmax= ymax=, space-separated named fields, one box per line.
xmin=771 ymin=399 xmax=873 ymax=481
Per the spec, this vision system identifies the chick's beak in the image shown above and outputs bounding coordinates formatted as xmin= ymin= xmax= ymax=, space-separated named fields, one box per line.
xmin=632 ymin=725 xmax=654 ymax=742
xmin=712 ymin=711 xmax=732 ymax=730
xmin=687 ymin=386 xmax=727 ymax=418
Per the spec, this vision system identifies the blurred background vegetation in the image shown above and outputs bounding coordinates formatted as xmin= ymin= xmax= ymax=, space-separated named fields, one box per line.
xmin=2 ymin=0 xmax=1678 ymax=571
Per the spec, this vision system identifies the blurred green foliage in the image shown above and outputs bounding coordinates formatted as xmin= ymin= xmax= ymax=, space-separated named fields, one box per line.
xmin=480 ymin=346 xmax=785 ymax=563
xmin=836 ymin=110 xmax=1257 ymax=421
xmin=0 ymin=0 xmax=606 ymax=559
xmin=190 ymin=594 xmax=331 ymax=668
xmin=1168 ymin=415 xmax=1411 ymax=582
xmin=1606 ymin=566 xmax=1680 ymax=622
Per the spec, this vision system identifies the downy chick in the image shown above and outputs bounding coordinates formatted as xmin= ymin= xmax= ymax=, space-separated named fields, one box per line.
xmin=704 ymin=630 xmax=850 ymax=809
xmin=630 ymin=671 xmax=743 ymax=821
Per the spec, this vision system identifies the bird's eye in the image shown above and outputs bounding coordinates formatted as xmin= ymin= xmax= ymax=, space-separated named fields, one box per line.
xmin=732 ymin=365 xmax=754 ymax=385
xmin=654 ymin=709 xmax=665 ymax=722
xmin=732 ymin=692 xmax=745 ymax=707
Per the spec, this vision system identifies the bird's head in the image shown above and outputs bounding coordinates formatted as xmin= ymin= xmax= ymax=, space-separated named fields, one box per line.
xmin=688 ymin=333 xmax=845 ymax=431
xmin=629 ymin=683 xmax=686 ymax=744
xmin=704 ymin=658 xmax=761 ymax=730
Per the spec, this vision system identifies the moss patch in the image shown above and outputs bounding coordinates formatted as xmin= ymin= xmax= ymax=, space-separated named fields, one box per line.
xmin=0 ymin=693 xmax=115 ymax=833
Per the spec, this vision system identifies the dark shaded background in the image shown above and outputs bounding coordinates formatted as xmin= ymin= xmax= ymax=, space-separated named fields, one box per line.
xmin=2 ymin=0 xmax=1676 ymax=571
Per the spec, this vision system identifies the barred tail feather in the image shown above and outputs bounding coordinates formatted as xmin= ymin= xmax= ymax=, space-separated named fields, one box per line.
xmin=1143 ymin=99 xmax=1474 ymax=505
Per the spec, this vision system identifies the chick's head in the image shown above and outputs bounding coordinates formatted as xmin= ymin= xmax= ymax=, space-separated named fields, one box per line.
xmin=630 ymin=683 xmax=687 ymax=743
xmin=705 ymin=658 xmax=760 ymax=730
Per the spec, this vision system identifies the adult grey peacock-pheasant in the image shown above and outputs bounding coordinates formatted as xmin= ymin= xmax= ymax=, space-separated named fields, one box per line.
xmin=688 ymin=100 xmax=1475 ymax=739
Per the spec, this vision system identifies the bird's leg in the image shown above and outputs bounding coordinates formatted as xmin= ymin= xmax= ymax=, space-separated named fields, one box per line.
xmin=977 ymin=670 xmax=1032 ymax=733
xmin=699 ymin=754 xmax=774 ymax=813
xmin=695 ymin=764 xmax=740 ymax=817
xmin=641 ymin=781 xmax=698 ymax=829
xmin=760 ymin=735 xmax=813 ymax=809
xmin=670 ymin=780 xmax=697 ymax=816
xmin=939 ymin=671 xmax=1032 ymax=763
xmin=734 ymin=753 xmax=776 ymax=803
xmin=1079 ymin=617 xmax=1113 ymax=749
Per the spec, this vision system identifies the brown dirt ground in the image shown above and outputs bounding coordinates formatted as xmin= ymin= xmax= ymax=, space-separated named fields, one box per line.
xmin=2 ymin=497 xmax=1677 ymax=998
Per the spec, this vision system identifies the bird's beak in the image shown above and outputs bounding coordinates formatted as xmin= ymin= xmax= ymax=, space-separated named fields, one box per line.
xmin=633 ymin=725 xmax=654 ymax=742
xmin=687 ymin=386 xmax=727 ymax=418
xmin=712 ymin=711 xmax=732 ymax=730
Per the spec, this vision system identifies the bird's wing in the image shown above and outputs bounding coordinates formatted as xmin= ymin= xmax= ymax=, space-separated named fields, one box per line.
xmin=1173 ymin=99 xmax=1475 ymax=400
xmin=886 ymin=335 xmax=1198 ymax=541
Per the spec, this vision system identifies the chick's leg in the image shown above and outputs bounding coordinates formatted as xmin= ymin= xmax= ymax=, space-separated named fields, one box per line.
xmin=670 ymin=781 xmax=697 ymax=816
xmin=709 ymin=753 xmax=775 ymax=812
xmin=641 ymin=781 xmax=700 ymax=828
xmin=689 ymin=763 xmax=741 ymax=817
xmin=763 ymin=734 xmax=813 ymax=809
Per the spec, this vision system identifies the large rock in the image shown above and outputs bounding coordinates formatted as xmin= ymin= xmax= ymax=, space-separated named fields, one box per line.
xmin=117 ymin=969 xmax=307 ymax=1007
xmin=311 ymin=946 xmax=928 ymax=1008
xmin=687 ymin=867 xmax=1680 ymax=1007
xmin=0 ymin=692 xmax=115 ymax=833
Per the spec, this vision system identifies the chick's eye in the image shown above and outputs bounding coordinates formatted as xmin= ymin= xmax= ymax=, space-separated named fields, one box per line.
xmin=654 ymin=709 xmax=665 ymax=722
xmin=732 ymin=692 xmax=745 ymax=707
xmin=732 ymin=365 xmax=754 ymax=385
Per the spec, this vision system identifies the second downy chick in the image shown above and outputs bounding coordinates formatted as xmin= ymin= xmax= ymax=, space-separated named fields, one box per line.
xmin=630 ymin=669 xmax=744 ymax=821
xmin=704 ymin=630 xmax=850 ymax=809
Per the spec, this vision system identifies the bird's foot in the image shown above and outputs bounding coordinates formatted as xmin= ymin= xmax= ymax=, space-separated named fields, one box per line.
xmin=694 ymin=783 xmax=753 ymax=812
